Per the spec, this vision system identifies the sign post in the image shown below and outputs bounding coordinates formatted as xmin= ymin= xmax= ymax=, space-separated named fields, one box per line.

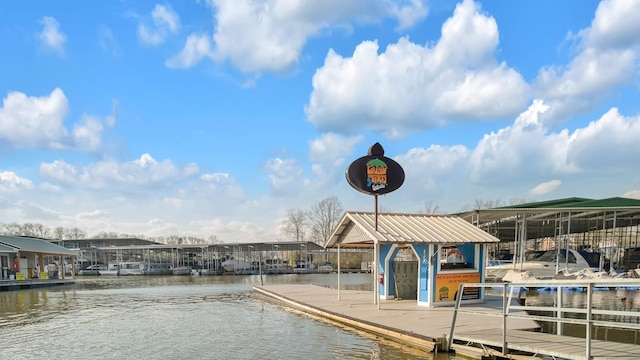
xmin=346 ymin=142 xmax=405 ymax=308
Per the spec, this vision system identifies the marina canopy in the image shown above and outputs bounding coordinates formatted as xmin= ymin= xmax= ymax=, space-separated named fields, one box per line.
xmin=456 ymin=197 xmax=640 ymax=242
xmin=51 ymin=238 xmax=324 ymax=253
xmin=325 ymin=212 xmax=500 ymax=249
xmin=0 ymin=235 xmax=76 ymax=256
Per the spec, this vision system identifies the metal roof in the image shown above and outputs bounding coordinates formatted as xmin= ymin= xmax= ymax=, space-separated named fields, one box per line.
xmin=0 ymin=235 xmax=76 ymax=256
xmin=456 ymin=197 xmax=640 ymax=242
xmin=0 ymin=242 xmax=17 ymax=253
xmin=325 ymin=212 xmax=500 ymax=249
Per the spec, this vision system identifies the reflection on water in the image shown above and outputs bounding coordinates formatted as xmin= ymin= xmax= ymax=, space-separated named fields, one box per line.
xmin=1 ymin=274 xmax=456 ymax=360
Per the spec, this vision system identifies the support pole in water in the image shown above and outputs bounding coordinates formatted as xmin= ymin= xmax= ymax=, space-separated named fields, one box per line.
xmin=259 ymin=253 xmax=263 ymax=286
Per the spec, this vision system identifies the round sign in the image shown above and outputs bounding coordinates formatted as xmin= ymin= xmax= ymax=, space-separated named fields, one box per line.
xmin=346 ymin=142 xmax=405 ymax=195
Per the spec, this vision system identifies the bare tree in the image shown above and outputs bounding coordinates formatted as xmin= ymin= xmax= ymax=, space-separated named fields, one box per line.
xmin=208 ymin=235 xmax=221 ymax=244
xmin=308 ymin=196 xmax=343 ymax=246
xmin=32 ymin=223 xmax=50 ymax=239
xmin=20 ymin=223 xmax=36 ymax=237
xmin=65 ymin=227 xmax=87 ymax=240
xmin=166 ymin=235 xmax=182 ymax=245
xmin=421 ymin=201 xmax=441 ymax=214
xmin=282 ymin=208 xmax=308 ymax=241
xmin=52 ymin=226 xmax=65 ymax=240
xmin=2 ymin=222 xmax=21 ymax=235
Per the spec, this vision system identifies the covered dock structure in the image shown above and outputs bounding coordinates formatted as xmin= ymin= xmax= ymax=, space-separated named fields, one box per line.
xmin=1 ymin=235 xmax=76 ymax=287
xmin=51 ymin=238 xmax=331 ymax=275
xmin=457 ymin=197 xmax=640 ymax=271
xmin=324 ymin=212 xmax=500 ymax=307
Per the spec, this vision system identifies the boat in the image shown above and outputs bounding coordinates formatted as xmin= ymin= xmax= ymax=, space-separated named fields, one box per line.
xmin=318 ymin=263 xmax=334 ymax=272
xmin=143 ymin=263 xmax=173 ymax=275
xmin=102 ymin=262 xmax=144 ymax=276
xmin=172 ymin=266 xmax=192 ymax=276
xmin=486 ymin=249 xmax=602 ymax=281
xmin=264 ymin=259 xmax=291 ymax=274
xmin=77 ymin=264 xmax=107 ymax=276
xmin=221 ymin=258 xmax=252 ymax=273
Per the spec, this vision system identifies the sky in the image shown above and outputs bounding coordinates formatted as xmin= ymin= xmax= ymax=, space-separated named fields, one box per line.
xmin=1 ymin=0 xmax=639 ymax=243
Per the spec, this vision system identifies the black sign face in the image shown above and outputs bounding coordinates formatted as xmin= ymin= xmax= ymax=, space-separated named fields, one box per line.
xmin=346 ymin=142 xmax=405 ymax=195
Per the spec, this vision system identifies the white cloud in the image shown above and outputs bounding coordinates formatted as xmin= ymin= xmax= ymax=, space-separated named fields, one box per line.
xmin=305 ymin=0 xmax=527 ymax=139
xmin=396 ymin=145 xmax=469 ymax=190
xmin=582 ymin=0 xmax=640 ymax=50
xmin=0 ymin=88 xmax=70 ymax=149
xmin=72 ymin=115 xmax=104 ymax=152
xmin=389 ymin=0 xmax=428 ymax=31
xmin=565 ymin=108 xmax=640 ymax=171
xmin=0 ymin=172 xmax=34 ymax=192
xmin=39 ymin=154 xmax=200 ymax=190
xmin=177 ymin=0 xmax=427 ymax=72
xmin=0 ymin=88 xmax=115 ymax=153
xmin=534 ymin=0 xmax=640 ymax=126
xmin=138 ymin=4 xmax=181 ymax=46
xmin=263 ymin=158 xmax=304 ymax=196
xmin=38 ymin=16 xmax=66 ymax=56
xmin=308 ymin=133 xmax=363 ymax=163
xmin=308 ymin=133 xmax=363 ymax=188
xmin=165 ymin=33 xmax=212 ymax=68
xmin=99 ymin=25 xmax=119 ymax=56
xmin=469 ymin=99 xmax=640 ymax=191
xmin=530 ymin=180 xmax=562 ymax=196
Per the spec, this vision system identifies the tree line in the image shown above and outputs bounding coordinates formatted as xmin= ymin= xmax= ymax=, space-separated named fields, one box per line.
xmin=0 ymin=222 xmax=220 ymax=245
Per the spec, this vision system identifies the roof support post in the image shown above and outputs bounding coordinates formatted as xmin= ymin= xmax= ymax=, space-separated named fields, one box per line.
xmin=611 ymin=211 xmax=617 ymax=272
xmin=565 ymin=212 xmax=572 ymax=270
xmin=337 ymin=243 xmax=341 ymax=301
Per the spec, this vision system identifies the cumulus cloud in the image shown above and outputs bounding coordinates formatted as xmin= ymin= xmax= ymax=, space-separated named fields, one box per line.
xmin=308 ymin=133 xmax=363 ymax=188
xmin=389 ymin=0 xmax=429 ymax=31
xmin=39 ymin=154 xmax=200 ymax=190
xmin=175 ymin=0 xmax=427 ymax=72
xmin=469 ymin=99 xmax=640 ymax=188
xmin=165 ymin=33 xmax=212 ymax=68
xmin=0 ymin=88 xmax=115 ymax=152
xmin=73 ymin=115 xmax=105 ymax=152
xmin=534 ymin=0 xmax=640 ymax=125
xmin=396 ymin=145 xmax=469 ymax=190
xmin=530 ymin=180 xmax=562 ymax=196
xmin=263 ymin=158 xmax=304 ymax=196
xmin=305 ymin=0 xmax=528 ymax=139
xmin=0 ymin=172 xmax=34 ymax=192
xmin=0 ymin=88 xmax=70 ymax=149
xmin=138 ymin=4 xmax=181 ymax=46
xmin=38 ymin=16 xmax=66 ymax=56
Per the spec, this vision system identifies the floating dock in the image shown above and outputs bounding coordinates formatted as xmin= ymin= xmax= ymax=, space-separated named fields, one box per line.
xmin=253 ymin=284 xmax=540 ymax=359
xmin=254 ymin=284 xmax=640 ymax=360
xmin=0 ymin=278 xmax=75 ymax=291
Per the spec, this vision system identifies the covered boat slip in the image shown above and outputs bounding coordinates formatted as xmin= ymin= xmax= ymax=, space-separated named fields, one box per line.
xmin=457 ymin=197 xmax=640 ymax=272
xmin=324 ymin=212 xmax=500 ymax=307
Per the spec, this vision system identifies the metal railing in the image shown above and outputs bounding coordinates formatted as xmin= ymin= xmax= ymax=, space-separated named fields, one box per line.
xmin=448 ymin=280 xmax=640 ymax=359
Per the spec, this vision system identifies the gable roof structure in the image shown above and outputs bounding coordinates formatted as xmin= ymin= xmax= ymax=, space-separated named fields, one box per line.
xmin=0 ymin=235 xmax=76 ymax=256
xmin=324 ymin=212 xmax=500 ymax=249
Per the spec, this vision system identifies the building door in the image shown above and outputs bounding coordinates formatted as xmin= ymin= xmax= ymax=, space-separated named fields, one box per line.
xmin=1 ymin=255 xmax=7 ymax=279
xmin=393 ymin=260 xmax=418 ymax=300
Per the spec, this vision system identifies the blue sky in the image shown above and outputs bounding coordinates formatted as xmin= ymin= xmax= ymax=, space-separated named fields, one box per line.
xmin=1 ymin=0 xmax=639 ymax=243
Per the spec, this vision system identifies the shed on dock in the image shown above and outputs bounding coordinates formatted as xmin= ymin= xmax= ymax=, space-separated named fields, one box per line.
xmin=0 ymin=235 xmax=76 ymax=280
xmin=324 ymin=212 xmax=500 ymax=307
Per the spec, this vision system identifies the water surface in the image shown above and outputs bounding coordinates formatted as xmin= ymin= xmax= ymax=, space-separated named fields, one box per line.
xmin=1 ymin=274 xmax=458 ymax=360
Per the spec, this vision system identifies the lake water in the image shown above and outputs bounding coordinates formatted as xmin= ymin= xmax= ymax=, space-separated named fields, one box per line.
xmin=0 ymin=274 xmax=459 ymax=360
